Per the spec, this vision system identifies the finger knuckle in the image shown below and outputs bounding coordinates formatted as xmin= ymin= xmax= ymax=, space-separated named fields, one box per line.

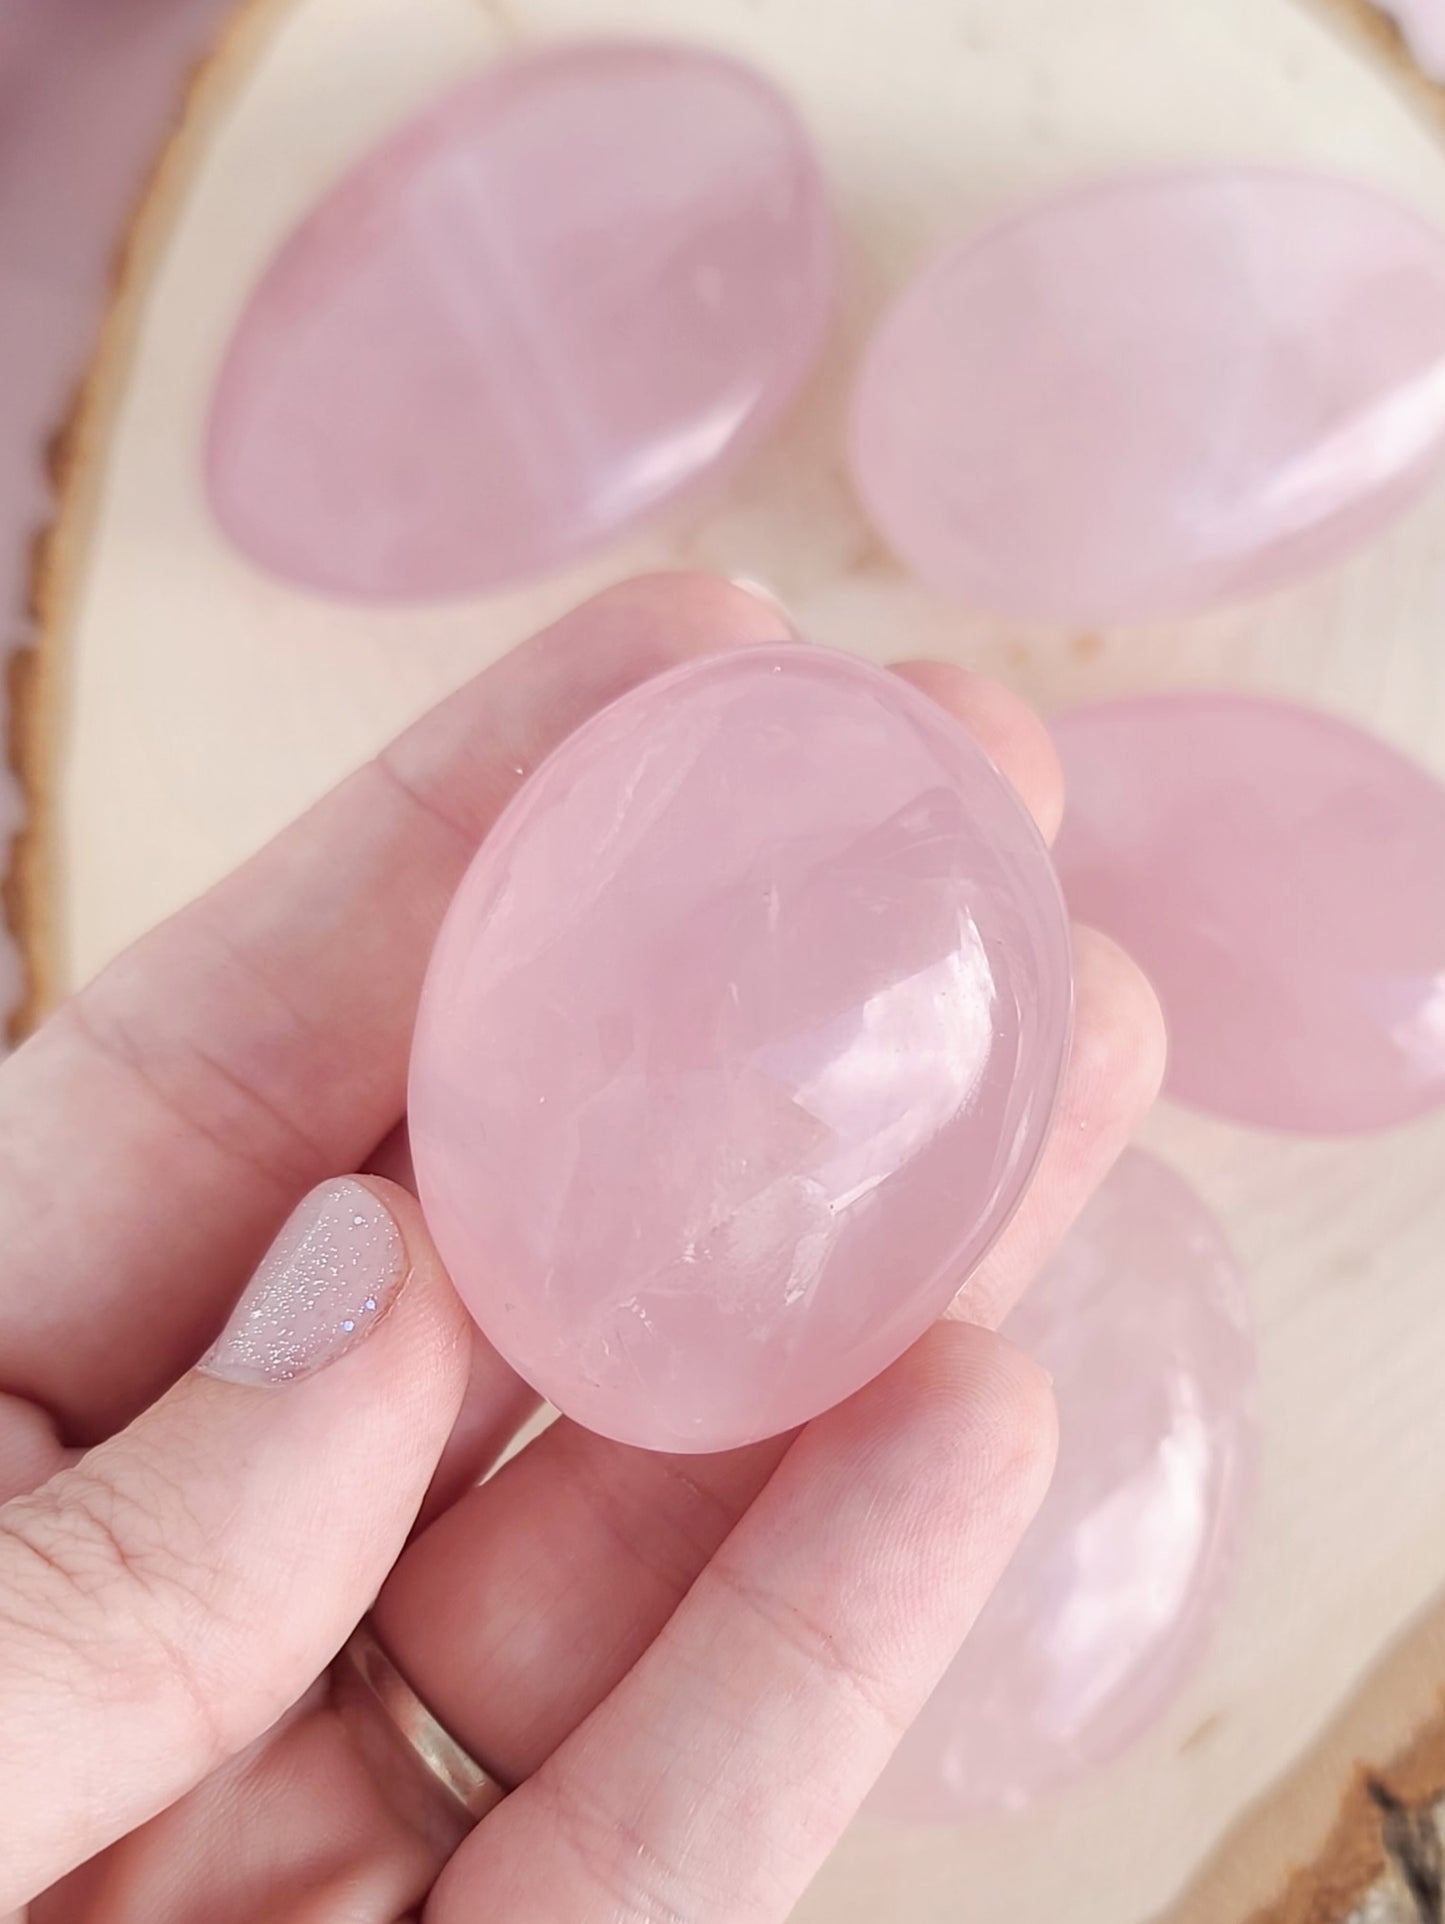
xmin=708 ymin=1554 xmax=905 ymax=1738
xmin=534 ymin=1769 xmax=704 ymax=1924
xmin=0 ymin=1456 xmax=228 ymax=1761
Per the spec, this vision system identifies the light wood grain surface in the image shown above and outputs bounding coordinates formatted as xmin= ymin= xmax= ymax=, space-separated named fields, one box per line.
xmin=19 ymin=2 xmax=1445 ymax=1917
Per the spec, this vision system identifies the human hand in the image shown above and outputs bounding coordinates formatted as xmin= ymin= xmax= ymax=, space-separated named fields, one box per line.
xmin=0 ymin=576 xmax=1163 ymax=1922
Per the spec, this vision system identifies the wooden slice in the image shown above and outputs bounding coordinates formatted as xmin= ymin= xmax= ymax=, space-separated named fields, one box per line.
xmin=15 ymin=2 xmax=1445 ymax=1919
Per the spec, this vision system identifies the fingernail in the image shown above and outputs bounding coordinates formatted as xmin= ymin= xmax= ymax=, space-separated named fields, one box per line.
xmin=728 ymin=574 xmax=793 ymax=624
xmin=200 ymin=1178 xmax=407 ymax=1386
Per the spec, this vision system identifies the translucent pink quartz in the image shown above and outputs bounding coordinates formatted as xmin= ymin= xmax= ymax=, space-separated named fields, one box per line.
xmin=849 ymin=170 xmax=1445 ymax=623
xmin=408 ymin=646 xmax=1072 ymax=1452
xmin=206 ymin=42 xmax=833 ymax=599
xmin=1053 ymin=694 xmax=1445 ymax=1134
xmin=874 ymin=1150 xmax=1256 ymax=1822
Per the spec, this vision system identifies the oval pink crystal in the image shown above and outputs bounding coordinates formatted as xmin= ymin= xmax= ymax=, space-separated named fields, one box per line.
xmin=874 ymin=1149 xmax=1256 ymax=1821
xmin=1053 ymin=693 xmax=1445 ymax=1134
xmin=206 ymin=42 xmax=834 ymax=599
xmin=850 ymin=169 xmax=1445 ymax=623
xmin=408 ymin=645 xmax=1072 ymax=1451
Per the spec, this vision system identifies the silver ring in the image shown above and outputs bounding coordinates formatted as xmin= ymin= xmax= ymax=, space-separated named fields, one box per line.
xmin=332 ymin=1618 xmax=510 ymax=1823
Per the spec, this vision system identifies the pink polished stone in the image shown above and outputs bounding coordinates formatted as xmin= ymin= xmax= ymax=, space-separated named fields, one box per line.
xmin=206 ymin=41 xmax=833 ymax=599
xmin=874 ymin=1149 xmax=1256 ymax=1821
xmin=408 ymin=645 xmax=1072 ymax=1452
xmin=1053 ymin=693 xmax=1445 ymax=1134
xmin=849 ymin=169 xmax=1445 ymax=624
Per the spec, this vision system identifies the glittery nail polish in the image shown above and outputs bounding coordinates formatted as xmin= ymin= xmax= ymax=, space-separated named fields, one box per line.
xmin=201 ymin=1178 xmax=406 ymax=1385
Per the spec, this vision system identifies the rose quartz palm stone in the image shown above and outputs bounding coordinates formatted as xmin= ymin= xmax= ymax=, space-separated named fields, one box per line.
xmin=850 ymin=169 xmax=1445 ymax=623
xmin=206 ymin=42 xmax=833 ymax=599
xmin=408 ymin=646 xmax=1072 ymax=1452
xmin=874 ymin=1149 xmax=1256 ymax=1821
xmin=1053 ymin=694 xmax=1445 ymax=1134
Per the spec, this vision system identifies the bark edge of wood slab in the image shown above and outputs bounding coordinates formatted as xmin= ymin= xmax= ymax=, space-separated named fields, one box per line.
xmin=1164 ymin=1587 xmax=1445 ymax=1924
xmin=7 ymin=0 xmax=292 ymax=1041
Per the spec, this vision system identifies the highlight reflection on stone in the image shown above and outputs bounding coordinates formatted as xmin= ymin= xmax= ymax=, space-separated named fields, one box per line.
xmin=1053 ymin=693 xmax=1445 ymax=1134
xmin=874 ymin=1150 xmax=1256 ymax=1822
xmin=207 ymin=42 xmax=834 ymax=598
xmin=409 ymin=646 xmax=1072 ymax=1452
xmin=850 ymin=169 xmax=1445 ymax=623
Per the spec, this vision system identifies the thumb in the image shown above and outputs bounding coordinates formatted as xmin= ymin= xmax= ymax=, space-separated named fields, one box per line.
xmin=0 ymin=1175 xmax=472 ymax=1911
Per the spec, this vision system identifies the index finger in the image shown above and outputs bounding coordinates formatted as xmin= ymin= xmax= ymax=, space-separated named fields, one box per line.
xmin=0 ymin=575 xmax=789 ymax=1438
